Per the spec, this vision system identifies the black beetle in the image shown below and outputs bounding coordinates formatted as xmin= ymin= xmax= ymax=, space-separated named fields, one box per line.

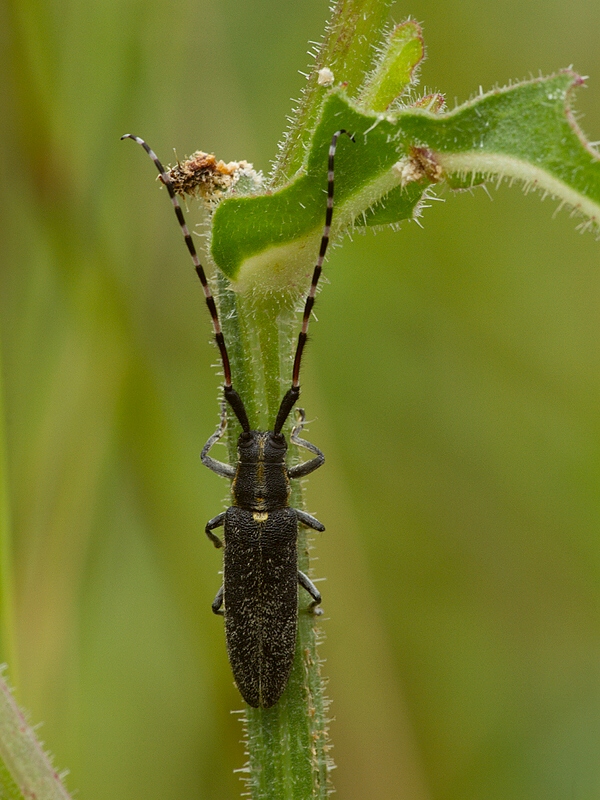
xmin=123 ymin=130 xmax=352 ymax=707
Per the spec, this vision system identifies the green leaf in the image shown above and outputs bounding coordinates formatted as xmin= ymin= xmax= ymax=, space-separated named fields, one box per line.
xmin=356 ymin=20 xmax=424 ymax=112
xmin=210 ymin=71 xmax=600 ymax=291
xmin=0 ymin=758 xmax=24 ymax=800
xmin=211 ymin=90 xmax=409 ymax=289
xmin=271 ymin=0 xmax=396 ymax=185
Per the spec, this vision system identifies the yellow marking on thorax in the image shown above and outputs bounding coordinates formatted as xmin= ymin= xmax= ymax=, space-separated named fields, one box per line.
xmin=253 ymin=512 xmax=269 ymax=522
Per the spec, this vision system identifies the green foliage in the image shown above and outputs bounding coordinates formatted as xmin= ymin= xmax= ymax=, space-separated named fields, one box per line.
xmin=357 ymin=21 xmax=424 ymax=112
xmin=0 ymin=672 xmax=72 ymax=799
xmin=200 ymin=7 xmax=600 ymax=797
xmin=1 ymin=0 xmax=600 ymax=798
xmin=272 ymin=0 xmax=396 ymax=184
xmin=212 ymin=73 xmax=599 ymax=288
xmin=0 ymin=759 xmax=23 ymax=800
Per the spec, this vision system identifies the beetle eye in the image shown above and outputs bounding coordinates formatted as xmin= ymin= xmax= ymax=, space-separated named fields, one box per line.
xmin=238 ymin=431 xmax=253 ymax=446
xmin=270 ymin=433 xmax=286 ymax=448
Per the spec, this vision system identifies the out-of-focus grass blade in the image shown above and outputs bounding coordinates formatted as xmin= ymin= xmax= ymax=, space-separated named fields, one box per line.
xmin=0 ymin=343 xmax=18 ymax=680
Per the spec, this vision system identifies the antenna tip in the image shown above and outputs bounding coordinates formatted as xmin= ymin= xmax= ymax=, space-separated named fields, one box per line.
xmin=121 ymin=133 xmax=134 ymax=141
xmin=333 ymin=129 xmax=356 ymax=143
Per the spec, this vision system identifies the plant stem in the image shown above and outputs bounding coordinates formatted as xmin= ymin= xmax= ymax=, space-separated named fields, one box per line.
xmin=219 ymin=292 xmax=333 ymax=799
xmin=0 ymin=671 xmax=73 ymax=799
xmin=216 ymin=5 xmax=398 ymax=794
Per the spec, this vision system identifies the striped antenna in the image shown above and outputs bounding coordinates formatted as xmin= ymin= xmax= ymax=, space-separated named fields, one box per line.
xmin=274 ymin=129 xmax=354 ymax=434
xmin=122 ymin=134 xmax=250 ymax=432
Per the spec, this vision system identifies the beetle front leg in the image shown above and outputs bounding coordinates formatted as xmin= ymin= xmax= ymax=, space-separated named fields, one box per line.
xmin=288 ymin=408 xmax=325 ymax=479
xmin=205 ymin=511 xmax=226 ymax=548
xmin=201 ymin=401 xmax=236 ymax=479
xmin=298 ymin=571 xmax=323 ymax=615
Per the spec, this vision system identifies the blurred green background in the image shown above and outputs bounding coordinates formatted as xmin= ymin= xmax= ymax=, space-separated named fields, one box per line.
xmin=1 ymin=0 xmax=600 ymax=798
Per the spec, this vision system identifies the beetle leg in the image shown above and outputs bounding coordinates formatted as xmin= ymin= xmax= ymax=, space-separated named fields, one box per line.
xmin=288 ymin=408 xmax=325 ymax=479
xmin=298 ymin=571 xmax=323 ymax=614
xmin=295 ymin=508 xmax=325 ymax=532
xmin=201 ymin=402 xmax=236 ymax=479
xmin=205 ymin=511 xmax=226 ymax=548
xmin=212 ymin=585 xmax=224 ymax=616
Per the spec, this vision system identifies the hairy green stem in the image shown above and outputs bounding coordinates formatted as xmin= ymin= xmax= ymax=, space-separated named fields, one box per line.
xmin=220 ymin=291 xmax=332 ymax=799
xmin=0 ymin=671 xmax=73 ymax=799
xmin=216 ymin=4 xmax=402 ymax=795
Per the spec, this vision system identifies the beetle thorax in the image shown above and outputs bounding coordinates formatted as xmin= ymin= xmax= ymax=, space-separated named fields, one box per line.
xmin=231 ymin=430 xmax=291 ymax=511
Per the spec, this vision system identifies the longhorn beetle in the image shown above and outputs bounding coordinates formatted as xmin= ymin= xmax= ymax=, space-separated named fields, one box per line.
xmin=123 ymin=129 xmax=352 ymax=708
